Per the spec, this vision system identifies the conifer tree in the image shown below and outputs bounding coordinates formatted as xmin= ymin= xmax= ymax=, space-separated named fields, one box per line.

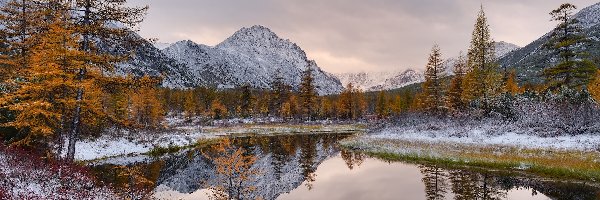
xmin=447 ymin=53 xmax=467 ymax=111
xmin=544 ymin=3 xmax=596 ymax=90
xmin=130 ymin=76 xmax=164 ymax=129
xmin=422 ymin=44 xmax=447 ymax=114
xmin=270 ymin=69 xmax=290 ymax=117
xmin=239 ymin=84 xmax=253 ymax=118
xmin=0 ymin=0 xmax=45 ymax=79
xmin=0 ymin=10 xmax=81 ymax=150
xmin=504 ymin=70 xmax=521 ymax=95
xmin=65 ymin=0 xmax=148 ymax=161
xmin=463 ymin=6 xmax=502 ymax=111
xmin=588 ymin=70 xmax=600 ymax=103
xmin=299 ymin=66 xmax=317 ymax=120
xmin=375 ymin=91 xmax=388 ymax=119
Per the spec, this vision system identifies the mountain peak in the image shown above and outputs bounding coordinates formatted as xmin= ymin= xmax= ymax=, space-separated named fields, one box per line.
xmin=218 ymin=25 xmax=283 ymax=48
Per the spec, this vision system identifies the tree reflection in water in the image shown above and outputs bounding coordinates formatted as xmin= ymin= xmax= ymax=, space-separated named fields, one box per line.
xmin=92 ymin=133 xmax=600 ymax=200
xmin=203 ymin=138 xmax=260 ymax=200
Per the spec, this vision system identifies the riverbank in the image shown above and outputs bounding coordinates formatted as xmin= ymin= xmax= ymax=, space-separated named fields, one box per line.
xmin=340 ymin=122 xmax=600 ymax=182
xmin=73 ymin=122 xmax=367 ymax=161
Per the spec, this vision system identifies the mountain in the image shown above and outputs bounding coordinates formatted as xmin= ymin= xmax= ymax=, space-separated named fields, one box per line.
xmin=161 ymin=25 xmax=344 ymax=95
xmin=499 ymin=2 xmax=600 ymax=84
xmin=334 ymin=69 xmax=424 ymax=91
xmin=495 ymin=41 xmax=520 ymax=59
xmin=153 ymin=42 xmax=172 ymax=50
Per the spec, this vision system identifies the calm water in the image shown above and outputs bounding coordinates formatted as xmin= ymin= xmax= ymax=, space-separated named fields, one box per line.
xmin=92 ymin=133 xmax=600 ymax=200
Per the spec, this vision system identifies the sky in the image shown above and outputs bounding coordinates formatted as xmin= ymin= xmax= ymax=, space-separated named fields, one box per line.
xmin=128 ymin=0 xmax=596 ymax=74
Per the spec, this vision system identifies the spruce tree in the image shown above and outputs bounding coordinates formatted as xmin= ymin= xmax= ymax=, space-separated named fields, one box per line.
xmin=270 ymin=69 xmax=290 ymax=117
xmin=299 ymin=66 xmax=317 ymax=121
xmin=544 ymin=3 xmax=596 ymax=90
xmin=422 ymin=44 xmax=447 ymax=114
xmin=239 ymin=84 xmax=253 ymax=118
xmin=463 ymin=5 xmax=502 ymax=111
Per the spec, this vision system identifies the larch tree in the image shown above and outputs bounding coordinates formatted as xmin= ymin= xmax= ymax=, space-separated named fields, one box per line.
xmin=588 ymin=70 xmax=600 ymax=103
xmin=504 ymin=70 xmax=521 ymax=95
xmin=447 ymin=52 xmax=467 ymax=112
xmin=130 ymin=76 xmax=164 ymax=129
xmin=544 ymin=3 xmax=596 ymax=91
xmin=462 ymin=6 xmax=502 ymax=111
xmin=0 ymin=0 xmax=45 ymax=81
xmin=422 ymin=44 xmax=447 ymax=115
xmin=299 ymin=66 xmax=317 ymax=121
xmin=65 ymin=0 xmax=148 ymax=161
xmin=0 ymin=7 xmax=81 ymax=151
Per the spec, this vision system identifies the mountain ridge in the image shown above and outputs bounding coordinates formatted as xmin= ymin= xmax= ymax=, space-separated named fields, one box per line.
xmin=162 ymin=25 xmax=344 ymax=95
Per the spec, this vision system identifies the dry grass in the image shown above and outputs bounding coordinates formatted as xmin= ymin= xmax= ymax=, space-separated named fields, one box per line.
xmin=341 ymin=137 xmax=600 ymax=182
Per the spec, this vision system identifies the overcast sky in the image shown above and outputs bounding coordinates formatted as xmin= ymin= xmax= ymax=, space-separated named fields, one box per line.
xmin=128 ymin=0 xmax=596 ymax=73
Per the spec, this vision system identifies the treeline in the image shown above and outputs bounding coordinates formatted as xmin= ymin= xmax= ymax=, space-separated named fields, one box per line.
xmin=410 ymin=4 xmax=600 ymax=118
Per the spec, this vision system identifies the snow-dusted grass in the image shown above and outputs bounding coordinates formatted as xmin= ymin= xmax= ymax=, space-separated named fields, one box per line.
xmin=370 ymin=120 xmax=600 ymax=151
xmin=72 ymin=117 xmax=365 ymax=161
xmin=341 ymin=116 xmax=600 ymax=181
xmin=0 ymin=145 xmax=119 ymax=199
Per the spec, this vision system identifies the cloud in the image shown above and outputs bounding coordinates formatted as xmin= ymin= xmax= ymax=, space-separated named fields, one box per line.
xmin=129 ymin=0 xmax=596 ymax=73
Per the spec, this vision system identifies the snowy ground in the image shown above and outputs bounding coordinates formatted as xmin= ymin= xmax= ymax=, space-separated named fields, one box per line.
xmin=0 ymin=146 xmax=119 ymax=199
xmin=70 ymin=116 xmax=365 ymax=161
xmin=368 ymin=124 xmax=600 ymax=151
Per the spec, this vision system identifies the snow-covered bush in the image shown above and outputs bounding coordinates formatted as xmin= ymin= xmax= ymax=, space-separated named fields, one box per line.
xmin=0 ymin=144 xmax=120 ymax=199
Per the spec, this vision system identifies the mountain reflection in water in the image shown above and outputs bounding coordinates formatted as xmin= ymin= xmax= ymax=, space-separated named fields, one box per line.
xmin=92 ymin=133 xmax=600 ymax=200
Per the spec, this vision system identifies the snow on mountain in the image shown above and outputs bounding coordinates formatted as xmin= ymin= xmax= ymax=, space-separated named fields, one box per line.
xmin=335 ymin=69 xmax=424 ymax=91
xmin=499 ymin=2 xmax=600 ymax=84
xmin=153 ymin=42 xmax=172 ymax=50
xmin=494 ymin=41 xmax=520 ymax=59
xmin=162 ymin=25 xmax=344 ymax=95
xmin=575 ymin=2 xmax=600 ymax=29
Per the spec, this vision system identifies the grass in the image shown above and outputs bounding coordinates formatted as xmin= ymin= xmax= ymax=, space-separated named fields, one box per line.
xmin=203 ymin=123 xmax=367 ymax=136
xmin=341 ymin=137 xmax=600 ymax=183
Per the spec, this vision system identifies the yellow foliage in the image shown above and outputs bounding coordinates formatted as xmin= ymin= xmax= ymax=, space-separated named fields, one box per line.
xmin=203 ymin=138 xmax=260 ymax=200
xmin=588 ymin=70 xmax=600 ymax=103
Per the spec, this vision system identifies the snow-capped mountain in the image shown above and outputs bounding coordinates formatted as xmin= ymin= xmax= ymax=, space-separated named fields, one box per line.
xmin=153 ymin=42 xmax=172 ymax=50
xmin=162 ymin=25 xmax=344 ymax=95
xmin=335 ymin=69 xmax=424 ymax=91
xmin=494 ymin=41 xmax=520 ymax=59
xmin=499 ymin=2 xmax=600 ymax=84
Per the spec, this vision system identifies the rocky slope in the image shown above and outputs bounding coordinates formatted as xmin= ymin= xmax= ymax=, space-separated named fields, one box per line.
xmin=335 ymin=69 xmax=424 ymax=91
xmin=162 ymin=25 xmax=344 ymax=95
xmin=499 ymin=2 xmax=600 ymax=84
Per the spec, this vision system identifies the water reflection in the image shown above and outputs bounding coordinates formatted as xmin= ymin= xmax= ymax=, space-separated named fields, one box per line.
xmin=91 ymin=133 xmax=600 ymax=200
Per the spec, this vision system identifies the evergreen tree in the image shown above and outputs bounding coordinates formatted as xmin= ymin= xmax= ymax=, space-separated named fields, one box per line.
xmin=270 ymin=69 xmax=290 ymax=117
xmin=299 ymin=66 xmax=317 ymax=121
xmin=463 ymin=6 xmax=502 ymax=111
xmin=422 ymin=44 xmax=447 ymax=114
xmin=544 ymin=3 xmax=596 ymax=90
xmin=239 ymin=84 xmax=253 ymax=118
xmin=375 ymin=90 xmax=388 ymax=119
xmin=447 ymin=52 xmax=467 ymax=112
